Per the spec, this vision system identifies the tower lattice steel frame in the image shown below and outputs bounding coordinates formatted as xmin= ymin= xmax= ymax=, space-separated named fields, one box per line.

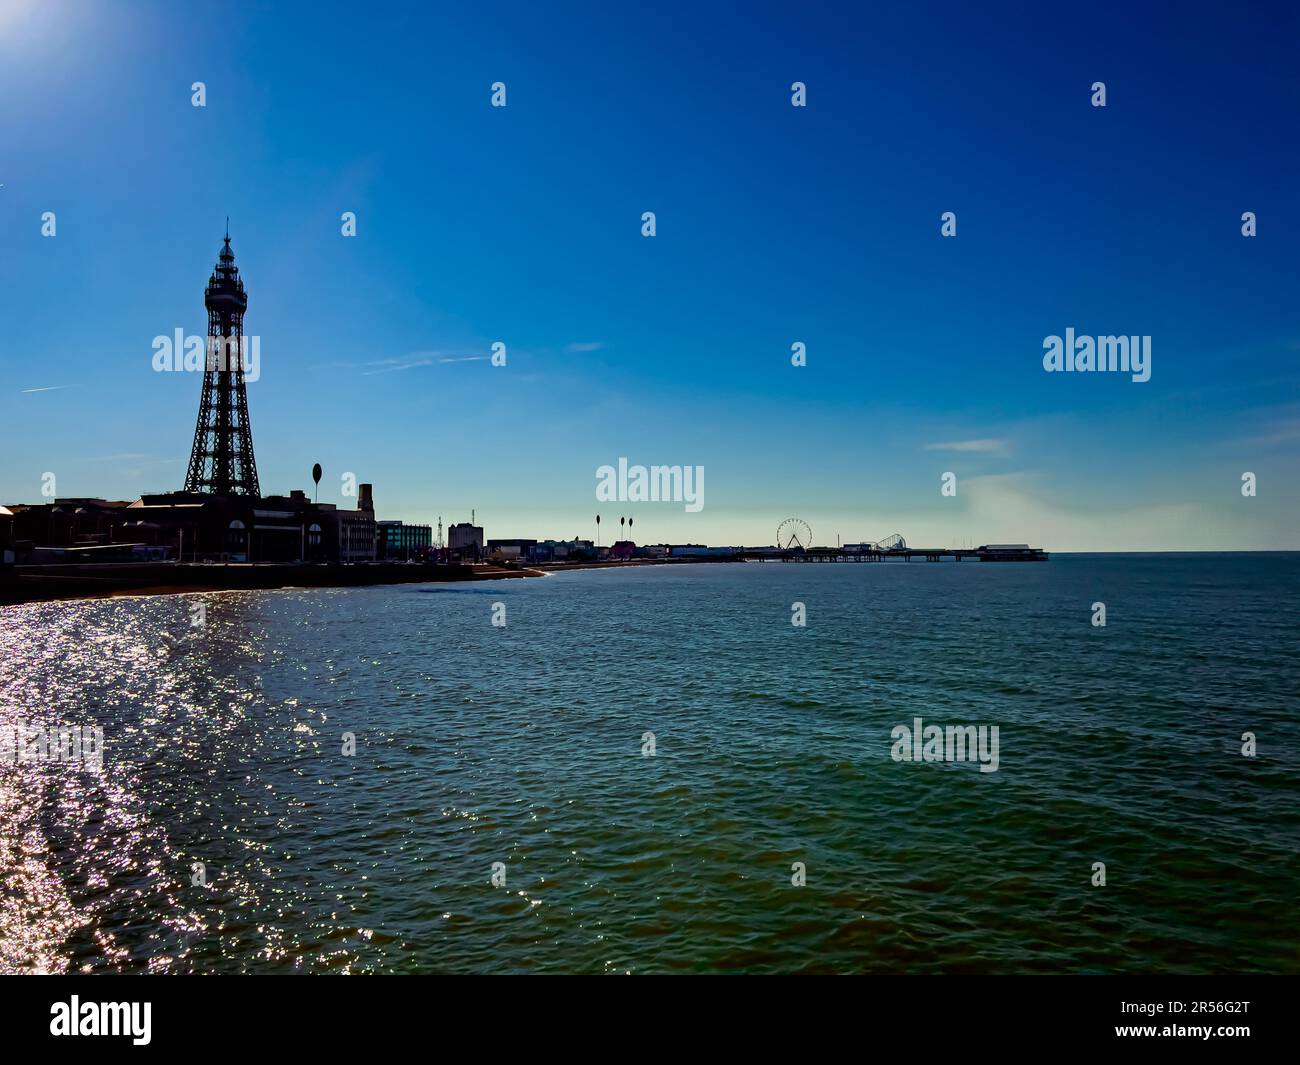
xmin=184 ymin=230 xmax=261 ymax=496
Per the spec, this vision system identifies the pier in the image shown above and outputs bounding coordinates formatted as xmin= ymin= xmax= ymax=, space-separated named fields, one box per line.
xmin=741 ymin=543 xmax=1049 ymax=563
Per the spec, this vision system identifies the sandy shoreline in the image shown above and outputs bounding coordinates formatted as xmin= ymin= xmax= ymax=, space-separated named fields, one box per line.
xmin=0 ymin=557 xmax=710 ymax=606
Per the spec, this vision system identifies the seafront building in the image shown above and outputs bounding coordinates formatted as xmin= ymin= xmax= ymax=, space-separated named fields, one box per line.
xmin=486 ymin=538 xmax=537 ymax=561
xmin=377 ymin=520 xmax=434 ymax=560
xmin=667 ymin=544 xmax=739 ymax=558
xmin=447 ymin=522 xmax=484 ymax=561
xmin=526 ymin=539 xmax=596 ymax=563
xmin=4 ymin=498 xmax=132 ymax=552
xmin=0 ymin=506 xmax=14 ymax=565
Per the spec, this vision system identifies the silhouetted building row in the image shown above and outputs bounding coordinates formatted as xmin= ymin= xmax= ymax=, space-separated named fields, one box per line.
xmin=3 ymin=486 xmax=399 ymax=565
xmin=3 ymin=485 xmax=442 ymax=567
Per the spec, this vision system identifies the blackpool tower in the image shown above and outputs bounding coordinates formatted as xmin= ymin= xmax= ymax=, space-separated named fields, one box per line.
xmin=183 ymin=227 xmax=261 ymax=496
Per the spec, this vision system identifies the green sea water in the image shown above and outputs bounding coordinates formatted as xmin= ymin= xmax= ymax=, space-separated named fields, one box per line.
xmin=1 ymin=554 xmax=1297 ymax=973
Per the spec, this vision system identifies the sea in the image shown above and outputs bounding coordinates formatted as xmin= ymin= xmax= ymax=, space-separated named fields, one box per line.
xmin=2 ymin=554 xmax=1297 ymax=974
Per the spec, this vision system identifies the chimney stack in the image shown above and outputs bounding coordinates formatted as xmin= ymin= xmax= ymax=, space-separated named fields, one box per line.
xmin=358 ymin=483 xmax=374 ymax=513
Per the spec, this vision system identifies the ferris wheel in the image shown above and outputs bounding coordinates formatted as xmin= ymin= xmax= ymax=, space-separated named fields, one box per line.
xmin=776 ymin=517 xmax=813 ymax=550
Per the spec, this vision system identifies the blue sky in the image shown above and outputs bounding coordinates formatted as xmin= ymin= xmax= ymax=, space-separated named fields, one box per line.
xmin=2 ymin=0 xmax=1297 ymax=550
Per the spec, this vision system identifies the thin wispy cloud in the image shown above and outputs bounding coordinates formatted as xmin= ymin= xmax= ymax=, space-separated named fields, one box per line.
xmin=20 ymin=385 xmax=69 ymax=394
xmin=923 ymin=438 xmax=1011 ymax=456
xmin=84 ymin=454 xmax=184 ymax=468
xmin=1238 ymin=415 xmax=1300 ymax=448
xmin=359 ymin=357 xmax=435 ymax=376
xmin=566 ymin=342 xmax=604 ymax=353
xmin=342 ymin=351 xmax=491 ymax=375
